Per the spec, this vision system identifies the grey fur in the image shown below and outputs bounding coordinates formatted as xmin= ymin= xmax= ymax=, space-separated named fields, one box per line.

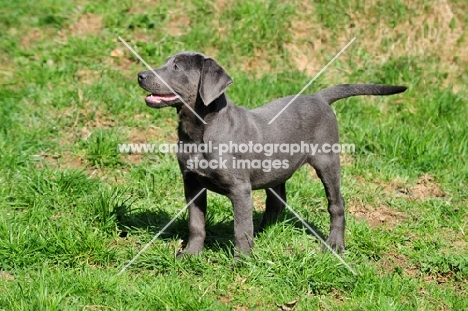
xmin=137 ymin=51 xmax=407 ymax=257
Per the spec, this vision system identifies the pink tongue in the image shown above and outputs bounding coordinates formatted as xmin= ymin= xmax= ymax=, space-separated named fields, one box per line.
xmin=147 ymin=94 xmax=178 ymax=103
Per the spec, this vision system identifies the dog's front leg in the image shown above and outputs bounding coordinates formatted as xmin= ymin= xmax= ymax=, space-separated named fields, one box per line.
xmin=228 ymin=183 xmax=254 ymax=257
xmin=181 ymin=178 xmax=207 ymax=256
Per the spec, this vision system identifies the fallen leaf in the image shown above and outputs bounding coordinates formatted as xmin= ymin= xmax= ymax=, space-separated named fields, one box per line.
xmin=276 ymin=297 xmax=299 ymax=310
xmin=111 ymin=48 xmax=124 ymax=57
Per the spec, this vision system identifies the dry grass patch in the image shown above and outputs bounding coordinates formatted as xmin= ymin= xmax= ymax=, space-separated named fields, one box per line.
xmin=439 ymin=228 xmax=467 ymax=255
xmin=206 ymin=0 xmax=230 ymax=35
xmin=76 ymin=69 xmax=101 ymax=85
xmin=285 ymin=0 xmax=358 ymax=80
xmin=0 ymin=271 xmax=14 ymax=281
xmin=340 ymin=153 xmax=355 ymax=167
xmin=69 ymin=13 xmax=103 ymax=37
xmin=390 ymin=1 xmax=467 ymax=91
xmin=286 ymin=0 xmax=467 ymax=90
xmin=127 ymin=0 xmax=160 ymax=14
xmin=252 ymin=191 xmax=266 ymax=212
xmin=0 ymin=55 xmax=15 ymax=85
xmin=107 ymin=54 xmax=137 ymax=72
xmin=284 ymin=20 xmax=347 ymax=78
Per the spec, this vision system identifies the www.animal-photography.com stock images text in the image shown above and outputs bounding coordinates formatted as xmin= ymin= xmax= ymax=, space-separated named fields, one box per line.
xmin=1 ymin=0 xmax=467 ymax=309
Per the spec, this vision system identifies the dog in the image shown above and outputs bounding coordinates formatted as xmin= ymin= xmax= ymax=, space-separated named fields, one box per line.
xmin=137 ymin=51 xmax=406 ymax=258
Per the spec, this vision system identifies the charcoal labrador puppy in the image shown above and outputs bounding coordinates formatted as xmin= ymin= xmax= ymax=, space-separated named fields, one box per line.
xmin=137 ymin=52 xmax=406 ymax=257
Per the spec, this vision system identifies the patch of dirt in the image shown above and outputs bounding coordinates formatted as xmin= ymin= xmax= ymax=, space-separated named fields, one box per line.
xmin=20 ymin=28 xmax=45 ymax=49
xmin=219 ymin=296 xmax=232 ymax=304
xmin=277 ymin=297 xmax=299 ymax=311
xmin=434 ymin=273 xmax=456 ymax=284
xmin=410 ymin=174 xmax=446 ymax=199
xmin=127 ymin=126 xmax=164 ymax=143
xmin=378 ymin=252 xmax=418 ymax=277
xmin=128 ymin=0 xmax=162 ymax=14
xmin=439 ymin=229 xmax=467 ymax=255
xmin=61 ymin=154 xmax=85 ymax=169
xmin=213 ymin=0 xmax=230 ymax=12
xmin=364 ymin=174 xmax=446 ymax=200
xmin=371 ymin=177 xmax=409 ymax=197
xmin=121 ymin=31 xmax=155 ymax=44
xmin=80 ymin=107 xmax=117 ymax=129
xmin=126 ymin=154 xmax=142 ymax=164
xmin=241 ymin=48 xmax=273 ymax=77
xmin=69 ymin=13 xmax=103 ymax=36
xmin=76 ymin=69 xmax=100 ymax=85
xmin=348 ymin=174 xmax=448 ymax=225
xmin=204 ymin=46 xmax=219 ymax=59
xmin=419 ymin=269 xmax=458 ymax=284
xmin=33 ymin=150 xmax=86 ymax=171
xmin=120 ymin=125 xmax=175 ymax=165
xmin=0 ymin=271 xmax=14 ymax=281
xmin=166 ymin=15 xmax=191 ymax=36
xmin=106 ymin=55 xmax=136 ymax=71
xmin=452 ymin=240 xmax=467 ymax=249
xmin=129 ymin=2 xmax=193 ymax=36
xmin=348 ymin=199 xmax=407 ymax=229
xmin=79 ymin=126 xmax=92 ymax=140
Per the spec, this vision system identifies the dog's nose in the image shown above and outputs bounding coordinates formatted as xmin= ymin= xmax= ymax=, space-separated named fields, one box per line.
xmin=138 ymin=72 xmax=148 ymax=82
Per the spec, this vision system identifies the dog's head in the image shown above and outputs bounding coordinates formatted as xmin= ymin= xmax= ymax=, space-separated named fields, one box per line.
xmin=138 ymin=52 xmax=233 ymax=109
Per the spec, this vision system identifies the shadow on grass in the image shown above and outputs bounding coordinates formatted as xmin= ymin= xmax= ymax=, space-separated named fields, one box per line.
xmin=114 ymin=205 xmax=233 ymax=254
xmin=114 ymin=204 xmax=327 ymax=254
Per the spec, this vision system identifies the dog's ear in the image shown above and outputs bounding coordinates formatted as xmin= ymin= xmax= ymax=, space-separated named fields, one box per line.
xmin=199 ymin=57 xmax=233 ymax=106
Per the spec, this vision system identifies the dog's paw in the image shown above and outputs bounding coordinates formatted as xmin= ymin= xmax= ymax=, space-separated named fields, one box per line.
xmin=230 ymin=252 xmax=249 ymax=269
xmin=323 ymin=237 xmax=345 ymax=254
xmin=175 ymin=251 xmax=186 ymax=259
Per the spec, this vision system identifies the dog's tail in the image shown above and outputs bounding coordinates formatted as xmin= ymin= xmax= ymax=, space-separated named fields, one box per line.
xmin=317 ymin=84 xmax=407 ymax=105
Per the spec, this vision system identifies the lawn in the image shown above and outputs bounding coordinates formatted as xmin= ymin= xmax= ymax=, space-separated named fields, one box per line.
xmin=0 ymin=0 xmax=467 ymax=309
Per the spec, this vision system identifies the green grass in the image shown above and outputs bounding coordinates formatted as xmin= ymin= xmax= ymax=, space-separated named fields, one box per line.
xmin=1 ymin=0 xmax=467 ymax=309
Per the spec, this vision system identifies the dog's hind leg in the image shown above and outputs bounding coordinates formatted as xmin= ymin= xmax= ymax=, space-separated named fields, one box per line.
xmin=309 ymin=154 xmax=345 ymax=253
xmin=257 ymin=183 xmax=286 ymax=233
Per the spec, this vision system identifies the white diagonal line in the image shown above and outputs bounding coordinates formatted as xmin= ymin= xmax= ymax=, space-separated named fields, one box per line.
xmin=268 ymin=37 xmax=356 ymax=124
xmin=118 ymin=37 xmax=207 ymax=125
xmin=267 ymin=188 xmax=357 ymax=276
xmin=117 ymin=188 xmax=206 ymax=275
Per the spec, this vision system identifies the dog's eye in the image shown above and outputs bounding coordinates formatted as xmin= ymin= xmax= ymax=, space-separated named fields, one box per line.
xmin=173 ymin=63 xmax=180 ymax=71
